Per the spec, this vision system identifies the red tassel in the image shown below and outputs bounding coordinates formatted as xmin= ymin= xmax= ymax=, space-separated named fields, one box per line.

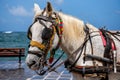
xmin=49 ymin=57 xmax=54 ymax=64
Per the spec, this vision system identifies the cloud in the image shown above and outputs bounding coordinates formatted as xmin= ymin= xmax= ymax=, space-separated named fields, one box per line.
xmin=8 ymin=6 xmax=32 ymax=16
xmin=55 ymin=0 xmax=64 ymax=5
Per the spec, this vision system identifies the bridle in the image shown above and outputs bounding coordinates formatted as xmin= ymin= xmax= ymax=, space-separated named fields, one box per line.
xmin=27 ymin=11 xmax=64 ymax=75
xmin=28 ymin=12 xmax=63 ymax=52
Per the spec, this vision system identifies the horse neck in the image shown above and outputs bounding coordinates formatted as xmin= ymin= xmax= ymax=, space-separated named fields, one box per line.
xmin=59 ymin=13 xmax=85 ymax=54
xmin=58 ymin=13 xmax=98 ymax=55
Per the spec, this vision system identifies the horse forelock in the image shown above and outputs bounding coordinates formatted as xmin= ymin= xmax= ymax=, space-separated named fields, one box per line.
xmin=34 ymin=10 xmax=43 ymax=20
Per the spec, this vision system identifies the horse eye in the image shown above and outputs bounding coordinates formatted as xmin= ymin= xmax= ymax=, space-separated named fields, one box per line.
xmin=42 ymin=28 xmax=53 ymax=40
xmin=27 ymin=25 xmax=32 ymax=40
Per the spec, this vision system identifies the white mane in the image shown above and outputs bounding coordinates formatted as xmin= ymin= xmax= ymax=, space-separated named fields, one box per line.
xmin=58 ymin=12 xmax=99 ymax=52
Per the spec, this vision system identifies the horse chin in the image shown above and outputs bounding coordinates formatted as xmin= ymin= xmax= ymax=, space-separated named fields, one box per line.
xmin=28 ymin=60 xmax=45 ymax=71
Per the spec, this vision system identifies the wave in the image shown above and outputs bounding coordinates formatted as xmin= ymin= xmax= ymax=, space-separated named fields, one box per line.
xmin=4 ymin=31 xmax=13 ymax=34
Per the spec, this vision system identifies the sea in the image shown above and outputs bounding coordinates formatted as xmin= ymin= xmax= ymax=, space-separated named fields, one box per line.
xmin=0 ymin=32 xmax=72 ymax=80
xmin=0 ymin=31 xmax=66 ymax=61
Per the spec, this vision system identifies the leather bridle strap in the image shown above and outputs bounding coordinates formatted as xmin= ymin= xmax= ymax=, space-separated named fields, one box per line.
xmin=30 ymin=41 xmax=45 ymax=51
xmin=36 ymin=50 xmax=65 ymax=75
xmin=28 ymin=51 xmax=43 ymax=57
xmin=36 ymin=16 xmax=56 ymax=23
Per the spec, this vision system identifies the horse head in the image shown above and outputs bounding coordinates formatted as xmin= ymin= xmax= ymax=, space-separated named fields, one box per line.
xmin=26 ymin=2 xmax=61 ymax=72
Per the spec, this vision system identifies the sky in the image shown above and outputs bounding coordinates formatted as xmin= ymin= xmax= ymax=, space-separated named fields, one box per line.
xmin=0 ymin=0 xmax=120 ymax=32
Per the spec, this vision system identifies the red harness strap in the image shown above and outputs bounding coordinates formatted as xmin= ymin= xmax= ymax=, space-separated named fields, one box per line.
xmin=99 ymin=31 xmax=107 ymax=47
xmin=99 ymin=30 xmax=117 ymax=73
xmin=111 ymin=40 xmax=116 ymax=50
xmin=100 ymin=30 xmax=116 ymax=51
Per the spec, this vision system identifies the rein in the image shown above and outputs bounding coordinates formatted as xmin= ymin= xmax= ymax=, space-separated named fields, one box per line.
xmin=64 ymin=24 xmax=94 ymax=69
xmin=64 ymin=27 xmax=120 ymax=78
xmin=36 ymin=51 xmax=65 ymax=75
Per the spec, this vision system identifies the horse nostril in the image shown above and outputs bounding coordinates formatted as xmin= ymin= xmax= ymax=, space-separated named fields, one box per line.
xmin=27 ymin=61 xmax=36 ymax=68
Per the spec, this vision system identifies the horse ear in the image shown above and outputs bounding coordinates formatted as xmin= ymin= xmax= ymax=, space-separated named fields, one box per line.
xmin=46 ymin=2 xmax=53 ymax=16
xmin=34 ymin=3 xmax=41 ymax=13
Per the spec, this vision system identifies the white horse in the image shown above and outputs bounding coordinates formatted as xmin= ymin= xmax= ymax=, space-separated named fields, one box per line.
xmin=26 ymin=2 xmax=120 ymax=80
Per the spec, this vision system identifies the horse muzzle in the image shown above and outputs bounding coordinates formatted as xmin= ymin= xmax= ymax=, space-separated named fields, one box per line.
xmin=26 ymin=51 xmax=46 ymax=71
xmin=26 ymin=60 xmax=40 ymax=70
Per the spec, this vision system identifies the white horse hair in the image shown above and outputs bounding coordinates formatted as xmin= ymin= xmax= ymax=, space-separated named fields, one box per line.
xmin=26 ymin=2 xmax=120 ymax=80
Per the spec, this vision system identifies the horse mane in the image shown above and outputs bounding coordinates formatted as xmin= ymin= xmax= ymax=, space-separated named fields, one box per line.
xmin=58 ymin=12 xmax=98 ymax=43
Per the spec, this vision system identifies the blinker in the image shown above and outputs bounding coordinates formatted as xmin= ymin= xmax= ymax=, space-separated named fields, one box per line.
xmin=42 ymin=27 xmax=53 ymax=40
